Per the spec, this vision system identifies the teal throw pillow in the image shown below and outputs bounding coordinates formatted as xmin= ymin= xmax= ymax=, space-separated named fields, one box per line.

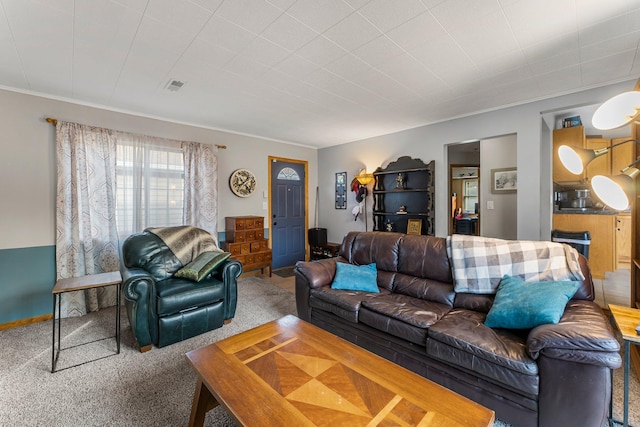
xmin=484 ymin=275 xmax=580 ymax=329
xmin=174 ymin=251 xmax=231 ymax=282
xmin=331 ymin=262 xmax=379 ymax=293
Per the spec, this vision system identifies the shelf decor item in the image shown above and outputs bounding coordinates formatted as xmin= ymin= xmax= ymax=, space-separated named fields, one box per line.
xmin=407 ymin=219 xmax=422 ymax=235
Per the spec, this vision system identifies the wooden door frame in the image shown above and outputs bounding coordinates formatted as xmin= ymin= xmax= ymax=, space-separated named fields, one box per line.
xmin=268 ymin=156 xmax=310 ymax=262
xmin=449 ymin=163 xmax=480 ymax=235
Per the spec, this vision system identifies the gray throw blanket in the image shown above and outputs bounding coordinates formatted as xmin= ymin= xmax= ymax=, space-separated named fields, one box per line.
xmin=446 ymin=235 xmax=585 ymax=294
xmin=146 ymin=226 xmax=219 ymax=266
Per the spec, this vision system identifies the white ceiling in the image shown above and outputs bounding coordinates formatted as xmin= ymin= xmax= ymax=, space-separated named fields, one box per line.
xmin=2 ymin=0 xmax=640 ymax=148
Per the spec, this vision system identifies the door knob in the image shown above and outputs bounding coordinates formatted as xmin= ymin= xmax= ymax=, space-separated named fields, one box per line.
xmin=273 ymin=222 xmax=277 ymax=226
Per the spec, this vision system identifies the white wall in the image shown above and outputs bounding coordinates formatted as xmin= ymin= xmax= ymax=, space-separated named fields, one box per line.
xmin=317 ymin=79 xmax=636 ymax=244
xmin=480 ymin=135 xmax=517 ymax=239
xmin=0 ymin=88 xmax=318 ymax=250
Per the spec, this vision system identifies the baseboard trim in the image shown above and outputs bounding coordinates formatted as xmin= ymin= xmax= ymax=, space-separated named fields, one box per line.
xmin=0 ymin=313 xmax=52 ymax=331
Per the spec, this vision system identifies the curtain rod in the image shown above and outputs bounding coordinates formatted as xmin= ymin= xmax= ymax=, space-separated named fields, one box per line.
xmin=45 ymin=117 xmax=227 ymax=149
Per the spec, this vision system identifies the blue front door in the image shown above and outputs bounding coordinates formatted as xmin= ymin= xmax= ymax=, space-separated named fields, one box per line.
xmin=270 ymin=160 xmax=306 ymax=269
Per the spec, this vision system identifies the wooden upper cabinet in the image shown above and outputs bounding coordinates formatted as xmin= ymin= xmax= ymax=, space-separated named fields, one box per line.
xmin=584 ymin=137 xmax=611 ymax=183
xmin=611 ymin=136 xmax=636 ymax=175
xmin=553 ymin=126 xmax=585 ymax=183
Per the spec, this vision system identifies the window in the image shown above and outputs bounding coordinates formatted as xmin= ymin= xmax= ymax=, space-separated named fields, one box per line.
xmin=116 ymin=140 xmax=184 ymax=237
xmin=463 ymin=179 xmax=478 ymax=213
xmin=277 ymin=167 xmax=300 ymax=180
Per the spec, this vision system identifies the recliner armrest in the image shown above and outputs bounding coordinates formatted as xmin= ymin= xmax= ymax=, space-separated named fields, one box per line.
xmin=120 ymin=266 xmax=156 ymax=349
xmin=121 ymin=267 xmax=154 ymax=301
xmin=527 ymin=300 xmax=621 ymax=369
xmin=212 ymin=259 xmax=242 ymax=320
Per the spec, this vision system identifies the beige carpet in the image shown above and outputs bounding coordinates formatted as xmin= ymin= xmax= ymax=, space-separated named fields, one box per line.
xmin=0 ymin=276 xmax=635 ymax=426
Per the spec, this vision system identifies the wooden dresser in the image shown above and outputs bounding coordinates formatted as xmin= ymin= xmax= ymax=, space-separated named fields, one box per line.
xmin=221 ymin=216 xmax=271 ymax=276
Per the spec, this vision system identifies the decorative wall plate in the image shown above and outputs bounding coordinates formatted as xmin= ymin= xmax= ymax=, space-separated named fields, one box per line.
xmin=229 ymin=168 xmax=257 ymax=197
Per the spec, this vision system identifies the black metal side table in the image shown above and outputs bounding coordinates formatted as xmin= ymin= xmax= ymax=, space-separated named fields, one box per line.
xmin=52 ymin=271 xmax=122 ymax=373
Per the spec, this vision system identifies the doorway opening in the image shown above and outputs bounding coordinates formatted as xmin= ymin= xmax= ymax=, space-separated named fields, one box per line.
xmin=448 ymin=142 xmax=480 ymax=236
xmin=447 ymin=134 xmax=517 ymax=239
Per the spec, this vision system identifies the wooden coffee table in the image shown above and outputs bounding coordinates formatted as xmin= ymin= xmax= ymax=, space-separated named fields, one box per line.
xmin=186 ymin=315 xmax=494 ymax=426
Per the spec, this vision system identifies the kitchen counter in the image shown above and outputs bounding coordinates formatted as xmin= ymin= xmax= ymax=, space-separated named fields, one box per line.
xmin=554 ymin=208 xmax=621 ymax=215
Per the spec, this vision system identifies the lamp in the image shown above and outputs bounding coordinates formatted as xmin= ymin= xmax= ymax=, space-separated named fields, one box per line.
xmin=592 ymin=165 xmax=640 ymax=211
xmin=558 ymin=145 xmax=609 ymax=175
xmin=557 ymin=139 xmax=639 ymax=174
xmin=355 ymin=170 xmax=374 ymax=231
xmin=592 ymin=91 xmax=640 ymax=130
xmin=557 ymin=139 xmax=640 ymax=210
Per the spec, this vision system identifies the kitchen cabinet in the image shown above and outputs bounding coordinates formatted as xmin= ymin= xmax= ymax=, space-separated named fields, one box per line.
xmin=553 ymin=213 xmax=615 ymax=279
xmin=553 ymin=126 xmax=585 ymax=183
xmin=611 ymin=136 xmax=636 ymax=175
xmin=617 ymin=214 xmax=632 ymax=269
xmin=584 ymin=137 xmax=611 ymax=183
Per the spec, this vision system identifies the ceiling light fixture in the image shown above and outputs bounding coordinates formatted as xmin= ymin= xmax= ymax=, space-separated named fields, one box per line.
xmin=592 ymin=90 xmax=640 ymax=130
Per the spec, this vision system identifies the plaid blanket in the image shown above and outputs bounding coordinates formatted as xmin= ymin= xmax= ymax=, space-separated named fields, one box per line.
xmin=146 ymin=226 xmax=219 ymax=266
xmin=446 ymin=235 xmax=585 ymax=294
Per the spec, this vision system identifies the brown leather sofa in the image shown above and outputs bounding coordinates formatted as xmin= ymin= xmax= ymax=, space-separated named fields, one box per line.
xmin=294 ymin=231 xmax=621 ymax=427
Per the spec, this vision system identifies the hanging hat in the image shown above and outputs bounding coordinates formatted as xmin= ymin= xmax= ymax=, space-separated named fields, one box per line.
xmin=352 ymin=205 xmax=360 ymax=221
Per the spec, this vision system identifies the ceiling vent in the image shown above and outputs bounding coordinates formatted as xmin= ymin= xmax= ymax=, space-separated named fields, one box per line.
xmin=165 ymin=79 xmax=185 ymax=92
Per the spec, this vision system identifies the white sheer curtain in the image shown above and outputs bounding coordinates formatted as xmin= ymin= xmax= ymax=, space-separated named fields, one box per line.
xmin=114 ymin=133 xmax=184 ymax=239
xmin=183 ymin=142 xmax=219 ymax=239
xmin=56 ymin=122 xmax=219 ymax=317
xmin=56 ymin=121 xmax=120 ymax=317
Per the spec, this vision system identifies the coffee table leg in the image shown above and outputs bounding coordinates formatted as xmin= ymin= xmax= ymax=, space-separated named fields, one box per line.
xmin=189 ymin=378 xmax=219 ymax=427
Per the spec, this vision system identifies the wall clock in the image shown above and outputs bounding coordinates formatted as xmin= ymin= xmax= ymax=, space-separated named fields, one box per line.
xmin=229 ymin=168 xmax=257 ymax=197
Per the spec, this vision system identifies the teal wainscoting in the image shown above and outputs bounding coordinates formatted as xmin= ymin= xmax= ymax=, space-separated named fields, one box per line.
xmin=0 ymin=246 xmax=55 ymax=324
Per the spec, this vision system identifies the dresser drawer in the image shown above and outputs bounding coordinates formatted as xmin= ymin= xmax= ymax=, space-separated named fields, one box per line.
xmin=221 ymin=241 xmax=250 ymax=256
xmin=250 ymin=240 xmax=268 ymax=253
xmin=225 ymin=216 xmax=264 ymax=231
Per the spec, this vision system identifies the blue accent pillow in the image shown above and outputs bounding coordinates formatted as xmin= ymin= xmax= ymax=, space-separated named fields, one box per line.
xmin=484 ymin=275 xmax=580 ymax=329
xmin=331 ymin=262 xmax=379 ymax=293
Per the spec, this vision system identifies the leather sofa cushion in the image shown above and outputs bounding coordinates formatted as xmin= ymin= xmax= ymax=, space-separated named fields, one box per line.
xmin=155 ymin=277 xmax=225 ymax=316
xmin=397 ymin=234 xmax=452 ymax=284
xmin=427 ymin=308 xmax=539 ymax=398
xmin=392 ymin=272 xmax=455 ymax=307
xmin=341 ymin=232 xmax=401 ymax=273
xmin=362 ymin=294 xmax=451 ymax=328
xmin=453 ymin=293 xmax=494 ymax=313
xmin=310 ymin=287 xmax=391 ymax=323
xmin=359 ymin=307 xmax=429 ymax=345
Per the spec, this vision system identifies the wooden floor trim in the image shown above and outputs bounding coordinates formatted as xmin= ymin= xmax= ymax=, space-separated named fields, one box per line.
xmin=0 ymin=313 xmax=52 ymax=331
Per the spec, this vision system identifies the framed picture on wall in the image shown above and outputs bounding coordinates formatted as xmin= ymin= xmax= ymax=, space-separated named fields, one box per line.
xmin=335 ymin=172 xmax=347 ymax=209
xmin=491 ymin=168 xmax=517 ymax=193
xmin=407 ymin=219 xmax=422 ymax=235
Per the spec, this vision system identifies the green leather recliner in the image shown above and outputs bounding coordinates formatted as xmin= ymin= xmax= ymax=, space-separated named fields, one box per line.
xmin=120 ymin=228 xmax=242 ymax=352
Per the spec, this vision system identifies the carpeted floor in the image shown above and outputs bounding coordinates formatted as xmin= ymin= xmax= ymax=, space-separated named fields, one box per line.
xmin=0 ymin=276 xmax=636 ymax=426
xmin=272 ymin=266 xmax=296 ymax=278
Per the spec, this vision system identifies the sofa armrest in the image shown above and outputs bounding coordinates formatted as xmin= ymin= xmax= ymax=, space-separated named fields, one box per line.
xmin=294 ymin=258 xmax=339 ymax=289
xmin=212 ymin=259 xmax=242 ymax=320
xmin=527 ymin=300 xmax=621 ymax=369
xmin=121 ymin=266 xmax=155 ymax=349
xmin=294 ymin=258 xmax=340 ymax=321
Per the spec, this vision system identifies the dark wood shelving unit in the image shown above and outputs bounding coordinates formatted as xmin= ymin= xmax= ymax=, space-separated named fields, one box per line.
xmin=309 ymin=242 xmax=341 ymax=261
xmin=372 ymin=156 xmax=435 ymax=235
